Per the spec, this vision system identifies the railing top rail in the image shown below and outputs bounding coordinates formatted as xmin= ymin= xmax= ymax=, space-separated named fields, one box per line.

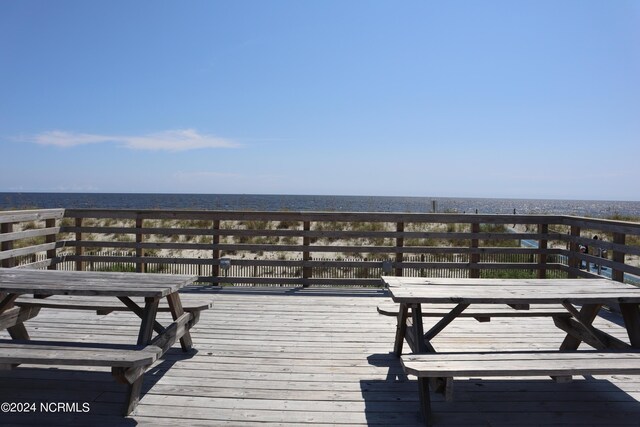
xmin=561 ymin=216 xmax=640 ymax=235
xmin=62 ymin=209 xmax=566 ymax=224
xmin=0 ymin=208 xmax=65 ymax=224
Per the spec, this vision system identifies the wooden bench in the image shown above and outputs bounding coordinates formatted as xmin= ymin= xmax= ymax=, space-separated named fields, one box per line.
xmin=377 ymin=302 xmax=571 ymax=322
xmin=401 ymin=351 xmax=640 ymax=426
xmin=15 ymin=293 xmax=213 ymax=316
xmin=0 ymin=339 xmax=162 ymax=415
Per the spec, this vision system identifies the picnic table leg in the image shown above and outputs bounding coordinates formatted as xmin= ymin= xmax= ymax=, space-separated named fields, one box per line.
xmin=411 ymin=303 xmax=449 ymax=398
xmin=411 ymin=303 xmax=431 ymax=353
xmin=166 ymin=293 xmax=193 ymax=351
xmin=394 ymin=303 xmax=409 ymax=356
xmin=620 ymin=303 xmax=640 ymax=348
xmin=136 ymin=297 xmax=161 ymax=346
xmin=121 ymin=297 xmax=161 ymax=416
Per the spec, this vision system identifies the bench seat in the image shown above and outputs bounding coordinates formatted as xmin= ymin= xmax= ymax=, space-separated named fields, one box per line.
xmin=378 ymin=302 xmax=571 ymax=322
xmin=0 ymin=339 xmax=162 ymax=415
xmin=401 ymin=351 xmax=640 ymax=426
xmin=15 ymin=294 xmax=213 ymax=315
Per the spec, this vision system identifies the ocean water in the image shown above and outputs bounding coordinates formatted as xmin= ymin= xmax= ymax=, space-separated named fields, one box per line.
xmin=1 ymin=192 xmax=639 ymax=218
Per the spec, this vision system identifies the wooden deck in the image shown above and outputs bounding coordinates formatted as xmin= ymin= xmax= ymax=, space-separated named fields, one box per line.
xmin=1 ymin=286 xmax=640 ymax=426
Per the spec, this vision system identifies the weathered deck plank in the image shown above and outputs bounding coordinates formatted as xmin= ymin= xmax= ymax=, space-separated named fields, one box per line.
xmin=1 ymin=287 xmax=639 ymax=425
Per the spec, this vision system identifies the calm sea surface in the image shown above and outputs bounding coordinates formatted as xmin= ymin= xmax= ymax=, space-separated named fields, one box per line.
xmin=1 ymin=192 xmax=639 ymax=218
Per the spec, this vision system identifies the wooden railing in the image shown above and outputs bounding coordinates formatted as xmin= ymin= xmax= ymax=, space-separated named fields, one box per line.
xmin=2 ymin=208 xmax=640 ymax=287
xmin=0 ymin=209 xmax=64 ymax=270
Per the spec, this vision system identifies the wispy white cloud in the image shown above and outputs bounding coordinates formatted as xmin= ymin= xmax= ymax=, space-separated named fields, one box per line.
xmin=22 ymin=129 xmax=239 ymax=151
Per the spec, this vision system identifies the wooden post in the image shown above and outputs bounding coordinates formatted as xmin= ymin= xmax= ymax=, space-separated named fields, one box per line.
xmin=75 ymin=217 xmax=84 ymax=271
xmin=612 ymin=232 xmax=626 ymax=283
xmin=136 ymin=215 xmax=145 ymax=273
xmin=1 ymin=223 xmax=15 ymax=268
xmin=302 ymin=221 xmax=311 ymax=287
xmin=470 ymin=222 xmax=480 ymax=278
xmin=45 ymin=218 xmax=57 ymax=270
xmin=395 ymin=222 xmax=404 ymax=276
xmin=537 ymin=223 xmax=548 ymax=279
xmin=568 ymin=225 xmax=580 ymax=278
xmin=212 ymin=220 xmax=220 ymax=280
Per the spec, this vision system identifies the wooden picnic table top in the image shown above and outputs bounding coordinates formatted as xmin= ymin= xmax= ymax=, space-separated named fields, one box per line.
xmin=0 ymin=268 xmax=197 ymax=298
xmin=382 ymin=276 xmax=640 ymax=305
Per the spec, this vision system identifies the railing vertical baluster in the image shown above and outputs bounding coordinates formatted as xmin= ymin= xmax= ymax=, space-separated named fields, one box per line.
xmin=395 ymin=222 xmax=404 ymax=276
xmin=537 ymin=223 xmax=548 ymax=279
xmin=470 ymin=222 xmax=480 ymax=278
xmin=612 ymin=232 xmax=626 ymax=283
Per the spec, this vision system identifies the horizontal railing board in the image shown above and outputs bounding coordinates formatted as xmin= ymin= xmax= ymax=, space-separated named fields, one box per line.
xmin=51 ymin=208 xmax=640 ymax=237
xmin=0 ymin=227 xmax=61 ymax=243
xmin=566 ymin=254 xmax=640 ymax=276
xmin=64 ymin=209 xmax=566 ymax=224
xmin=13 ymin=259 xmax=56 ymax=270
xmin=0 ymin=209 xmax=65 ymax=224
xmin=559 ymin=234 xmax=640 ymax=256
xmin=63 ymin=240 xmax=562 ymax=256
xmin=61 ymin=225 xmax=563 ymax=242
xmin=64 ymin=240 xmax=210 ymax=251
xmin=557 ymin=264 xmax=607 ymax=279
xmin=0 ymin=242 xmax=60 ymax=261
xmin=562 ymin=216 xmax=640 ymax=235
xmin=62 ymin=254 xmax=561 ymax=272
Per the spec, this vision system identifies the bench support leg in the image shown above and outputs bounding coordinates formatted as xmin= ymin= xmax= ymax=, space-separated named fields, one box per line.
xmin=123 ymin=376 xmax=144 ymax=416
xmin=113 ymin=366 xmax=148 ymax=416
xmin=7 ymin=323 xmax=30 ymax=340
xmin=418 ymin=377 xmax=432 ymax=426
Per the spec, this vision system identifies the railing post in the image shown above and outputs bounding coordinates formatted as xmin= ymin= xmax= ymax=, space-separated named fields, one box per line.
xmin=212 ymin=220 xmax=220 ymax=280
xmin=612 ymin=232 xmax=626 ymax=283
xmin=302 ymin=221 xmax=311 ymax=287
xmin=395 ymin=222 xmax=404 ymax=276
xmin=568 ymin=225 xmax=580 ymax=278
xmin=537 ymin=223 xmax=548 ymax=279
xmin=45 ymin=218 xmax=57 ymax=270
xmin=136 ymin=215 xmax=145 ymax=273
xmin=1 ymin=222 xmax=15 ymax=268
xmin=75 ymin=217 xmax=84 ymax=271
xmin=470 ymin=222 xmax=480 ymax=278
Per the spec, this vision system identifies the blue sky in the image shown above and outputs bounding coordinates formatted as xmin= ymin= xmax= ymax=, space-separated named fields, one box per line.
xmin=1 ymin=1 xmax=639 ymax=200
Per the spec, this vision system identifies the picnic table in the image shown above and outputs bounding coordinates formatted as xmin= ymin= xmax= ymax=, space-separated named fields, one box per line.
xmin=0 ymin=268 xmax=205 ymax=415
xmin=381 ymin=276 xmax=640 ymax=425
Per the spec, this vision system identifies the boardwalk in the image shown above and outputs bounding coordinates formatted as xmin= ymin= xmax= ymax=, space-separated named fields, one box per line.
xmin=2 ymin=287 xmax=640 ymax=426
